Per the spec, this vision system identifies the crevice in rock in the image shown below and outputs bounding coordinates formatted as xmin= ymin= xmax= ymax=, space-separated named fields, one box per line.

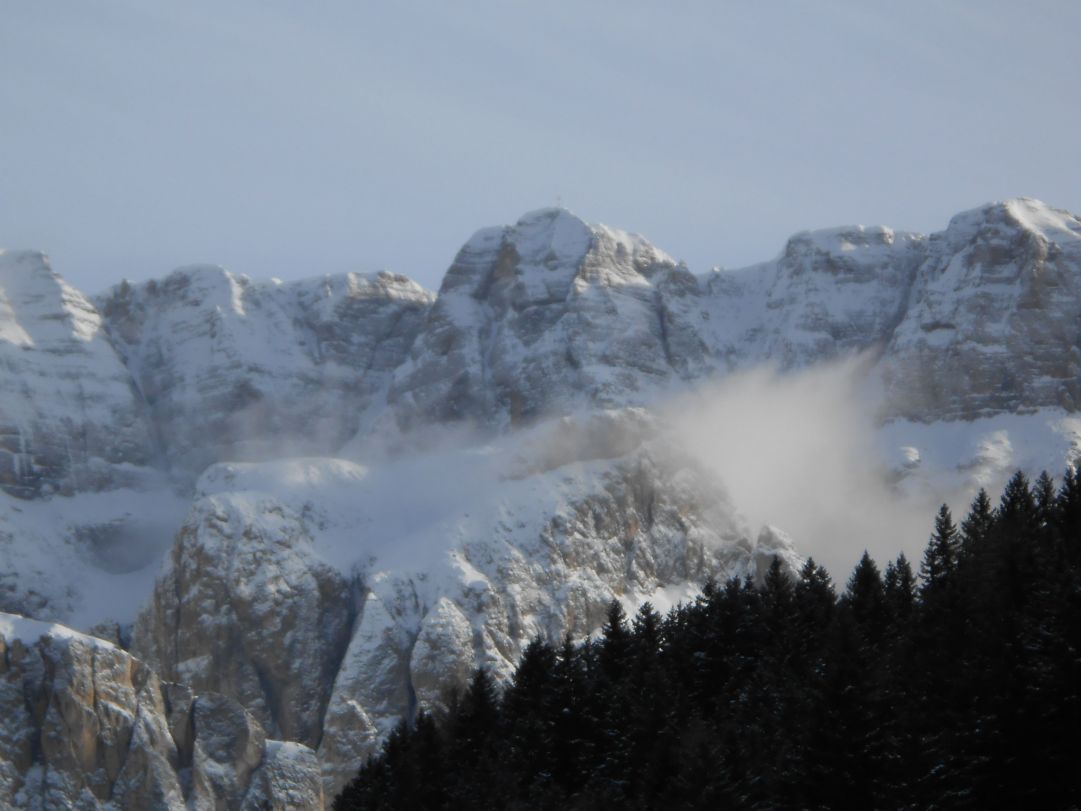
xmin=404 ymin=634 xmax=420 ymax=726
xmin=654 ymin=290 xmax=676 ymax=371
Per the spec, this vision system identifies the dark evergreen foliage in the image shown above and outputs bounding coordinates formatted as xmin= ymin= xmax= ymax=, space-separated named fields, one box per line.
xmin=335 ymin=472 xmax=1081 ymax=810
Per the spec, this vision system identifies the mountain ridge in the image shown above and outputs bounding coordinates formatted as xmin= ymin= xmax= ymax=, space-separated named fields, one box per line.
xmin=3 ymin=198 xmax=1081 ymax=806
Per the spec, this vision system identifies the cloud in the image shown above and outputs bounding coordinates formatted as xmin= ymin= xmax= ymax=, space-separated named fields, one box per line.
xmin=662 ymin=358 xmax=947 ymax=583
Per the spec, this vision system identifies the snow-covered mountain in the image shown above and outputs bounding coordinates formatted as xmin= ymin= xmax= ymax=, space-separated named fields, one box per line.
xmin=99 ymin=266 xmax=432 ymax=481
xmin=2 ymin=197 xmax=1081 ymax=807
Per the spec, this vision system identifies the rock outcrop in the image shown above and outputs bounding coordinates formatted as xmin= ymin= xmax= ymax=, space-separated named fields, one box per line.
xmin=132 ymin=488 xmax=356 ymax=747
xmin=379 ymin=199 xmax=1081 ymax=433
xmin=0 ymin=612 xmax=323 ymax=809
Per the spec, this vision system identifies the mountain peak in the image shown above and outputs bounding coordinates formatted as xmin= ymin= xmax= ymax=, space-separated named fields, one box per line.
xmin=1001 ymin=197 xmax=1081 ymax=242
xmin=943 ymin=197 xmax=1081 ymax=247
xmin=508 ymin=206 xmax=594 ymax=268
xmin=514 ymin=205 xmax=581 ymax=225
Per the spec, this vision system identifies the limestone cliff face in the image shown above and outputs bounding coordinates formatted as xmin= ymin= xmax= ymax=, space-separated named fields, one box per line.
xmin=0 ymin=250 xmax=155 ymax=499
xmin=882 ymin=199 xmax=1081 ymax=420
xmin=132 ymin=491 xmax=356 ymax=749
xmin=99 ymin=267 xmax=433 ymax=480
xmin=0 ymin=613 xmax=323 ymax=810
xmin=386 ymin=208 xmax=712 ymax=431
xmin=130 ymin=413 xmax=799 ymax=800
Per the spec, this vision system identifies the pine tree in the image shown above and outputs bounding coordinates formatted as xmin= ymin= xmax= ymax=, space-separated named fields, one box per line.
xmin=794 ymin=557 xmax=835 ymax=668
xmin=920 ymin=504 xmax=959 ymax=595
xmin=597 ymin=600 xmax=630 ymax=682
xmin=960 ymin=488 xmax=995 ymax=555
xmin=879 ymin=552 xmax=919 ymax=801
xmin=549 ymin=634 xmax=592 ymax=798
xmin=844 ymin=551 xmax=887 ymax=644
xmin=912 ymin=504 xmax=974 ymax=806
xmin=1056 ymin=466 xmax=1081 ymax=552
xmin=1034 ymin=470 xmax=1057 ymax=528
xmin=501 ymin=638 xmax=558 ymax=801
xmin=997 ymin=471 xmax=1037 ymax=533
xmin=883 ymin=552 xmax=916 ymax=626
xmin=445 ymin=668 xmax=501 ymax=808
xmin=589 ymin=600 xmax=634 ymax=803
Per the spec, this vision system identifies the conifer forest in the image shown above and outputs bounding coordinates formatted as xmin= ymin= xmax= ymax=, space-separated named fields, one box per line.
xmin=335 ymin=471 xmax=1081 ymax=810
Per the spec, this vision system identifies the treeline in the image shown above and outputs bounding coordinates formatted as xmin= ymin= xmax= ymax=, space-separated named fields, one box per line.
xmin=335 ymin=471 xmax=1081 ymax=810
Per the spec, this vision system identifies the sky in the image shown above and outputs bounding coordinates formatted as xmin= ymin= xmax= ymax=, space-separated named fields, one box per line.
xmin=3 ymin=1 xmax=1080 ymax=294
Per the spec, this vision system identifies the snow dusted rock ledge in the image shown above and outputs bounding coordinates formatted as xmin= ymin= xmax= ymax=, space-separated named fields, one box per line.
xmin=0 ymin=613 xmax=323 ymax=810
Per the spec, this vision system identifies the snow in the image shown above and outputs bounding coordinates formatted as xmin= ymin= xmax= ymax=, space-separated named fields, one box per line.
xmin=1004 ymin=197 xmax=1081 ymax=241
xmin=0 ymin=484 xmax=190 ymax=629
xmin=513 ymin=207 xmax=594 ymax=266
xmin=0 ymin=610 xmax=118 ymax=649
xmin=192 ymin=430 xmax=626 ymax=603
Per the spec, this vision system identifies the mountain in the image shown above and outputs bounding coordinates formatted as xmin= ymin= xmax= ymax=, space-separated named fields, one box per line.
xmin=2 ymin=198 xmax=1081 ymax=806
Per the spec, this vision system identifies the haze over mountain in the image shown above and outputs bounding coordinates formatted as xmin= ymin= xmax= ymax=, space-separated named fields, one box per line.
xmin=2 ymin=198 xmax=1081 ymax=807
xmin=6 ymin=2 xmax=1081 ymax=294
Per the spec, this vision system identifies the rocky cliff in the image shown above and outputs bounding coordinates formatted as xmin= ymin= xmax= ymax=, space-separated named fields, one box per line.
xmin=0 ymin=612 xmax=323 ymax=809
xmin=99 ymin=267 xmax=432 ymax=481
xmin=0 ymin=250 xmax=155 ymax=499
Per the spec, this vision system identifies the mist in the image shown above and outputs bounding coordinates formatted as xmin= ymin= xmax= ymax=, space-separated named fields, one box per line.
xmin=664 ymin=359 xmax=953 ymax=583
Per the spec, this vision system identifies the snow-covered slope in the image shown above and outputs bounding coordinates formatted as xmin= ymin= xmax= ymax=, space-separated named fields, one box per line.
xmin=0 ymin=250 xmax=156 ymax=498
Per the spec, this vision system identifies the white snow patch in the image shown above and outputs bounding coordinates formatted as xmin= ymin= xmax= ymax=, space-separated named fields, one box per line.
xmin=0 ymin=611 xmax=118 ymax=649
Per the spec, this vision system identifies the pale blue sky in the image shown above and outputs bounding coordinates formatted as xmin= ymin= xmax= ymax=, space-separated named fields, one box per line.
xmin=3 ymin=1 xmax=1080 ymax=293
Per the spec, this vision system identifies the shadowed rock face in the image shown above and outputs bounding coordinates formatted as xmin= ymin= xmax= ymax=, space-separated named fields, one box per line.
xmin=0 ymin=613 xmax=323 ymax=810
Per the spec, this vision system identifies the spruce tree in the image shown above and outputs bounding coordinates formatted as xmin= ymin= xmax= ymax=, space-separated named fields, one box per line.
xmin=920 ymin=504 xmax=960 ymax=594
xmin=960 ymin=488 xmax=994 ymax=555
xmin=883 ymin=552 xmax=916 ymax=626
xmin=844 ymin=551 xmax=887 ymax=644
xmin=445 ymin=668 xmax=501 ymax=808
xmin=502 ymin=638 xmax=558 ymax=801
